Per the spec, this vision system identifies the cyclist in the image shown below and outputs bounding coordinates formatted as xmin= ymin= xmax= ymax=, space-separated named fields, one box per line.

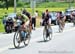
xmin=14 ymin=11 xmax=29 ymax=41
xmin=56 ymin=11 xmax=65 ymax=32
xmin=71 ymin=10 xmax=75 ymax=26
xmin=43 ymin=9 xmax=52 ymax=36
xmin=22 ymin=8 xmax=32 ymax=33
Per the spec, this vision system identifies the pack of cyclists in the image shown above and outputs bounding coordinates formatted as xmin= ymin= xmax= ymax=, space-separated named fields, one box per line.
xmin=2 ymin=9 xmax=75 ymax=48
xmin=3 ymin=9 xmax=75 ymax=41
xmin=41 ymin=10 xmax=66 ymax=32
xmin=2 ymin=12 xmax=14 ymax=33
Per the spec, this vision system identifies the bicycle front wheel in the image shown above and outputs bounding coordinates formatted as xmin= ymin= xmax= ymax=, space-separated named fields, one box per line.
xmin=13 ymin=31 xmax=21 ymax=48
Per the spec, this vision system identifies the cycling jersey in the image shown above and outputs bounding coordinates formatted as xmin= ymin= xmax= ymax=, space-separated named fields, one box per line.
xmin=15 ymin=14 xmax=28 ymax=25
xmin=43 ymin=12 xmax=51 ymax=25
xmin=72 ymin=11 xmax=75 ymax=17
xmin=57 ymin=12 xmax=64 ymax=20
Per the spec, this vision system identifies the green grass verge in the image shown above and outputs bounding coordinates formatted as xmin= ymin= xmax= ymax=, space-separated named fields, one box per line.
xmin=0 ymin=19 xmax=4 ymax=32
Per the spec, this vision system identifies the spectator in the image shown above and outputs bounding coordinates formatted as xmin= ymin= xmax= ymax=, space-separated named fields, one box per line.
xmin=2 ymin=12 xmax=8 ymax=32
xmin=32 ymin=10 xmax=38 ymax=30
xmin=2 ymin=12 xmax=8 ymax=25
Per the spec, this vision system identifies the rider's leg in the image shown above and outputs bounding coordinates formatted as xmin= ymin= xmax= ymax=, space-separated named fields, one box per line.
xmin=20 ymin=30 xmax=26 ymax=41
xmin=20 ymin=31 xmax=26 ymax=37
xmin=29 ymin=21 xmax=32 ymax=34
xmin=58 ymin=20 xmax=62 ymax=32
xmin=73 ymin=17 xmax=75 ymax=26
xmin=48 ymin=19 xmax=52 ymax=33
xmin=61 ymin=19 xmax=65 ymax=30
xmin=62 ymin=19 xmax=65 ymax=29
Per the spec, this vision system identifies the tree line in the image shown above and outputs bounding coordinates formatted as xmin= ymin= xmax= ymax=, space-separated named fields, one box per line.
xmin=0 ymin=0 xmax=18 ymax=10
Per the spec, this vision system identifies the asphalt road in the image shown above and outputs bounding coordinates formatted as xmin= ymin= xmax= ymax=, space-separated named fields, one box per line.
xmin=0 ymin=23 xmax=74 ymax=54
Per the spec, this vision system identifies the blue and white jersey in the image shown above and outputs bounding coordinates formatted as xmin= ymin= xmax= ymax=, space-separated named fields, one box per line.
xmin=16 ymin=19 xmax=22 ymax=26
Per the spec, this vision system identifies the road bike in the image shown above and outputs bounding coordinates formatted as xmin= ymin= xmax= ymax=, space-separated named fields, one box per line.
xmin=43 ymin=22 xmax=52 ymax=41
xmin=13 ymin=26 xmax=31 ymax=48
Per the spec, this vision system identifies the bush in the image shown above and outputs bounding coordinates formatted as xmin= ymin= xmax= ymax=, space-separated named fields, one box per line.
xmin=0 ymin=1 xmax=5 ymax=8
xmin=36 ymin=2 xmax=74 ymax=8
xmin=17 ymin=2 xmax=24 ymax=7
xmin=17 ymin=2 xmax=30 ymax=8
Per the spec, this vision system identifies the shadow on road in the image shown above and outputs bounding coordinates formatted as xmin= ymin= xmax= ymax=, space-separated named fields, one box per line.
xmin=0 ymin=32 xmax=6 ymax=34
xmin=2 ymin=32 xmax=12 ymax=34
xmin=9 ymin=46 xmax=25 ymax=50
xmin=37 ymin=40 xmax=50 ymax=43
xmin=55 ymin=31 xmax=63 ymax=33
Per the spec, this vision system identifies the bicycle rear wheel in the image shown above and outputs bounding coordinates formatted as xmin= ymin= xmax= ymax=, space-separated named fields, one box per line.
xmin=24 ymin=33 xmax=31 ymax=46
xmin=48 ymin=28 xmax=53 ymax=40
xmin=43 ymin=29 xmax=47 ymax=41
xmin=59 ymin=22 xmax=63 ymax=32
xmin=13 ymin=31 xmax=20 ymax=48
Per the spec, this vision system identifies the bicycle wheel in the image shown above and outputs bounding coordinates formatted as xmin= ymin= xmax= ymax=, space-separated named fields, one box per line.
xmin=59 ymin=22 xmax=63 ymax=32
xmin=48 ymin=28 xmax=53 ymax=40
xmin=73 ymin=19 xmax=75 ymax=26
xmin=13 ymin=31 xmax=20 ymax=48
xmin=43 ymin=29 xmax=47 ymax=41
xmin=24 ymin=33 xmax=31 ymax=46
xmin=6 ymin=26 xmax=10 ymax=33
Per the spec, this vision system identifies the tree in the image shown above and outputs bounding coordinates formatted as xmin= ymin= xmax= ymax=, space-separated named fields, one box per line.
xmin=5 ymin=0 xmax=9 ymax=10
xmin=0 ymin=0 xmax=19 ymax=6
xmin=8 ymin=0 xmax=18 ymax=6
xmin=43 ymin=0 xmax=48 ymax=2
xmin=72 ymin=0 xmax=75 ymax=2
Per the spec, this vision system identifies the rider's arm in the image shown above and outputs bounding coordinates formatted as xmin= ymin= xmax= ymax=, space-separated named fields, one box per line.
xmin=22 ymin=14 xmax=29 ymax=22
xmin=49 ymin=14 xmax=52 ymax=24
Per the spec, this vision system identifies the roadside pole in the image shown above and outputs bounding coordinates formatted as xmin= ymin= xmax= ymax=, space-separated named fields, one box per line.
xmin=14 ymin=0 xmax=16 ymax=13
xmin=30 ymin=0 xmax=36 ymax=15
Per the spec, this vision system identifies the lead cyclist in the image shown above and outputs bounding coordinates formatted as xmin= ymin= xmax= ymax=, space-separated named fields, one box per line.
xmin=13 ymin=11 xmax=30 ymax=41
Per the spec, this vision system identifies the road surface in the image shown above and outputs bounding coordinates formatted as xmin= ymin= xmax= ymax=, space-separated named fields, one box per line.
xmin=0 ymin=23 xmax=74 ymax=54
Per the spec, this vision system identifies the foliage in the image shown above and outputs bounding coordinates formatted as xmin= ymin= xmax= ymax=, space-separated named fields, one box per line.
xmin=0 ymin=1 xmax=5 ymax=8
xmin=17 ymin=2 xmax=30 ymax=7
xmin=0 ymin=0 xmax=19 ymax=7
xmin=36 ymin=2 xmax=75 ymax=8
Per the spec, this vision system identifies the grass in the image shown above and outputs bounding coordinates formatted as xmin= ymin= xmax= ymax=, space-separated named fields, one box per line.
xmin=14 ymin=2 xmax=75 ymax=8
xmin=0 ymin=19 xmax=4 ymax=32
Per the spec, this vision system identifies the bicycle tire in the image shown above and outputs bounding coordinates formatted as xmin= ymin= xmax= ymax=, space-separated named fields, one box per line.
xmin=43 ymin=29 xmax=47 ymax=41
xmin=48 ymin=28 xmax=53 ymax=40
xmin=24 ymin=34 xmax=31 ymax=46
xmin=13 ymin=31 xmax=20 ymax=48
